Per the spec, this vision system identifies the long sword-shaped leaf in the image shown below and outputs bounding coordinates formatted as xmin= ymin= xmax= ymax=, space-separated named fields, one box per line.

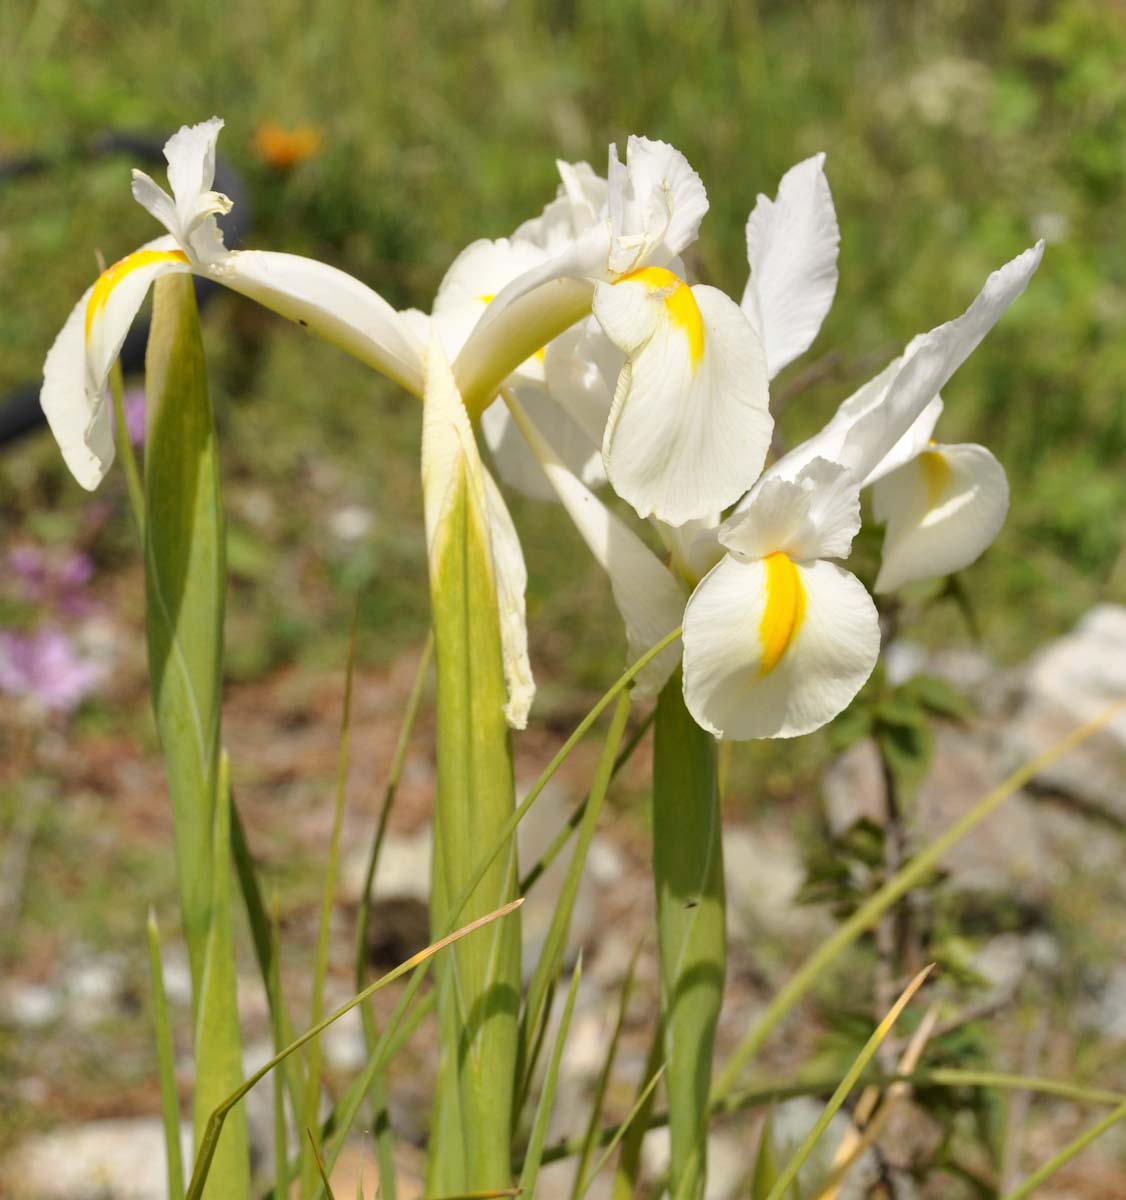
xmin=653 ymin=673 xmax=725 ymax=1200
xmin=145 ymin=274 xmax=247 ymax=1195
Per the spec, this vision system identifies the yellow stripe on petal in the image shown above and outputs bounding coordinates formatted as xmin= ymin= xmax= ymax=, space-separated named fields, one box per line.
xmin=617 ymin=266 xmax=704 ymax=367
xmin=759 ymin=551 xmax=806 ymax=675
xmin=86 ymin=249 xmax=190 ymax=340
xmin=920 ymin=449 xmax=951 ymax=507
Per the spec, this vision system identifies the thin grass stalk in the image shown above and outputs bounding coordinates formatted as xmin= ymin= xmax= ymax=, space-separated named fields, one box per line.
xmin=299 ymin=608 xmax=360 ymax=1193
xmin=712 ymin=700 xmax=1126 ymax=1100
xmin=269 ymin=896 xmax=290 ymax=1200
xmin=579 ymin=1065 xmax=666 ymax=1195
xmin=571 ymin=940 xmax=643 ymax=1199
xmin=518 ymin=690 xmax=632 ymax=1107
xmin=146 ymin=909 xmax=185 ymax=1200
xmin=652 ymin=672 xmax=725 ymax=1200
xmin=352 ymin=630 xmax=433 ymax=1200
xmin=764 ymin=965 xmax=933 ymax=1200
xmin=519 ymin=957 xmax=584 ymax=1199
xmin=999 ymin=1099 xmax=1126 ymax=1200
xmin=144 ymin=274 xmax=247 ymax=1193
xmin=185 ymin=899 xmax=523 ymax=1200
xmin=108 ymin=359 xmax=144 ymax=536
xmin=608 ymin=1016 xmax=664 ymax=1200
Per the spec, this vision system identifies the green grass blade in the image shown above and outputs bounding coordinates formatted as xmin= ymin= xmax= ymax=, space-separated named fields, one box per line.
xmin=999 ymin=1098 xmax=1126 ymax=1200
xmin=519 ymin=690 xmax=632 ymax=1108
xmin=580 ymin=1064 xmax=666 ymax=1195
xmin=300 ymin=607 xmax=360 ymax=1195
xmin=609 ymin=1016 xmax=663 ymax=1200
xmin=764 ymin=965 xmax=934 ymax=1200
xmin=230 ymin=798 xmax=304 ymax=1121
xmin=270 ymin=895 xmax=290 ymax=1200
xmin=652 ymin=674 xmax=725 ymax=1200
xmin=306 ymin=1130 xmax=339 ymax=1200
xmin=713 ymin=700 xmax=1126 ymax=1101
xmin=352 ymin=630 xmax=432 ymax=1200
xmin=184 ymin=898 xmax=523 ymax=1200
xmin=571 ymin=939 xmax=642 ymax=1200
xmin=519 ymin=705 xmax=654 ymax=896
xmin=519 ymin=956 xmax=584 ymax=1199
xmin=146 ymin=909 xmax=185 ymax=1200
xmin=751 ymin=1110 xmax=779 ymax=1200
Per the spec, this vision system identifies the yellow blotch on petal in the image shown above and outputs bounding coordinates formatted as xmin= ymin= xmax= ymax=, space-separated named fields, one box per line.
xmin=759 ymin=551 xmax=806 ymax=676
xmin=85 ymin=249 xmax=190 ymax=340
xmin=920 ymin=449 xmax=951 ymax=507
xmin=617 ymin=266 xmax=704 ymax=368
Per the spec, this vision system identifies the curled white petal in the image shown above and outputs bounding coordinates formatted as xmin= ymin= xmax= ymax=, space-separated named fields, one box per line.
xmin=862 ymin=396 xmax=944 ymax=487
xmin=595 ymin=272 xmax=772 ymax=524
xmin=742 ymin=152 xmax=840 ymax=379
xmin=514 ymin=160 xmax=607 ymax=254
xmin=683 ymin=555 xmax=879 ymax=739
xmin=503 ymin=392 xmax=684 ymax=697
xmin=40 ymin=235 xmax=190 ymax=490
xmin=873 ymin=442 xmax=1009 ymax=592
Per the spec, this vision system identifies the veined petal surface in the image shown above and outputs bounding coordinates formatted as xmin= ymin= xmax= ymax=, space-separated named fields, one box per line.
xmin=682 ymin=554 xmax=879 ymax=739
xmin=873 ymin=442 xmax=1009 ymax=592
xmin=595 ymin=271 xmax=771 ymax=524
xmin=742 ymin=153 xmax=840 ymax=379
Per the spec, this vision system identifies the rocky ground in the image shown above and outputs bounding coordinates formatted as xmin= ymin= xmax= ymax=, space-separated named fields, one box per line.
xmin=1 ymin=606 xmax=1124 ymax=1199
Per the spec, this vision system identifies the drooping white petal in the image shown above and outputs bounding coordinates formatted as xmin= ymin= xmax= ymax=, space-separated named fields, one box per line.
xmin=481 ymin=381 xmax=604 ymax=502
xmin=721 ymin=457 xmax=861 ymax=564
xmin=41 ymin=235 xmax=191 ymax=490
xmin=607 ymin=137 xmax=708 ymax=276
xmin=742 ymin=153 xmax=840 ymax=379
xmin=862 ymin=395 xmax=944 ymax=487
xmin=594 ymin=271 xmax=772 ymax=524
xmin=503 ymin=392 xmax=684 ymax=697
xmin=483 ymin=468 xmax=535 ymax=728
xmin=873 ymin=442 xmax=1009 ymax=593
xmin=432 ymin=237 xmax=554 ymax=379
xmin=745 ymin=242 xmax=1043 ymax=496
xmin=682 ymin=554 xmax=879 ymax=739
xmin=220 ymin=250 xmax=425 ymax=396
xmin=420 ymin=338 xmax=535 ymax=729
xmin=514 ymin=160 xmax=607 ymax=254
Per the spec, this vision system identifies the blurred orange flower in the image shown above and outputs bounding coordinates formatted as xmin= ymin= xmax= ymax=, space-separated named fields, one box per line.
xmin=254 ymin=120 xmax=323 ymax=170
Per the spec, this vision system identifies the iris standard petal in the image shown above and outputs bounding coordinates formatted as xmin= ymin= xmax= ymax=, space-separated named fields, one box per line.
xmin=873 ymin=442 xmax=1009 ymax=593
xmin=742 ymin=152 xmax=840 ymax=379
xmin=682 ymin=554 xmax=879 ymax=739
xmin=595 ymin=269 xmax=772 ymax=524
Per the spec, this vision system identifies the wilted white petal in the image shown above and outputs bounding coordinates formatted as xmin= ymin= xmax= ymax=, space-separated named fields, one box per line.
xmin=873 ymin=442 xmax=1009 ymax=592
xmin=595 ymin=270 xmax=772 ymax=524
xmin=514 ymin=160 xmax=607 ymax=253
xmin=742 ymin=153 xmax=840 ymax=379
xmin=503 ymin=393 xmax=684 ymax=697
xmin=483 ymin=468 xmax=535 ymax=728
xmin=221 ymin=250 xmax=424 ymax=396
xmin=41 ymin=235 xmax=190 ymax=490
xmin=683 ymin=554 xmax=879 ymax=739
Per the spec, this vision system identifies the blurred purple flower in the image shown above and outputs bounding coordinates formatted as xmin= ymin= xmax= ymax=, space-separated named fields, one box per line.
xmin=5 ymin=545 xmax=95 ymax=615
xmin=0 ymin=628 xmax=101 ymax=712
xmin=111 ymin=386 xmax=147 ymax=447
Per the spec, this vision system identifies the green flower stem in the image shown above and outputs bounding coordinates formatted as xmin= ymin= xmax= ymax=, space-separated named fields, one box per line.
xmin=653 ymin=673 xmax=726 ymax=1200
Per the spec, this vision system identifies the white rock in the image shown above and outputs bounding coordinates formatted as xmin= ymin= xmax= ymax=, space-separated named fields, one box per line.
xmin=1 ymin=981 xmax=62 ymax=1028
xmin=3 ymin=1118 xmax=192 ymax=1200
